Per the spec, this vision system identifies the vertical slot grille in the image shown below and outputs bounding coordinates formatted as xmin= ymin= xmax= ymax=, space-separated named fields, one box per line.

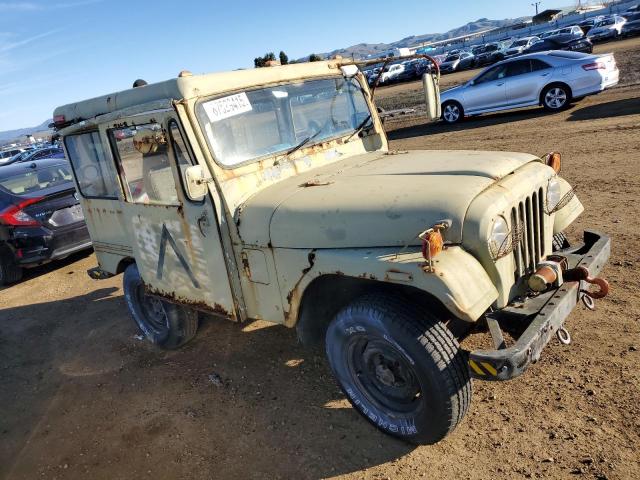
xmin=511 ymin=189 xmax=546 ymax=281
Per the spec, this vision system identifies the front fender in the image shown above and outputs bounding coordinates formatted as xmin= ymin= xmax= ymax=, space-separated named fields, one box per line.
xmin=275 ymin=246 xmax=498 ymax=326
xmin=553 ymin=176 xmax=584 ymax=234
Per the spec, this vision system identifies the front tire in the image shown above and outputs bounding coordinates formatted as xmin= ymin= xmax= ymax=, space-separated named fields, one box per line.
xmin=325 ymin=294 xmax=472 ymax=445
xmin=542 ymin=84 xmax=571 ymax=111
xmin=123 ymin=264 xmax=198 ymax=349
xmin=442 ymin=101 xmax=464 ymax=124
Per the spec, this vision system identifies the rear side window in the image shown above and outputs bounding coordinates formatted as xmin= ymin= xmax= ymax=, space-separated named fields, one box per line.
xmin=65 ymin=132 xmax=120 ymax=199
xmin=110 ymin=123 xmax=179 ymax=205
xmin=505 ymin=60 xmax=532 ymax=77
xmin=0 ymin=164 xmax=73 ymax=194
xmin=531 ymin=59 xmax=552 ymax=71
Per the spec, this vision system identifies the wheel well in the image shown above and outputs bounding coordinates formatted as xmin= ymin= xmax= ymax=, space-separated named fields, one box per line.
xmin=540 ymin=82 xmax=573 ymax=105
xmin=295 ymin=274 xmax=452 ymax=346
xmin=115 ymin=257 xmax=136 ymax=274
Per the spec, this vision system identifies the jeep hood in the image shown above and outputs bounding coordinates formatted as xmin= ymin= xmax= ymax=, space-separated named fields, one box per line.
xmin=238 ymin=150 xmax=540 ymax=249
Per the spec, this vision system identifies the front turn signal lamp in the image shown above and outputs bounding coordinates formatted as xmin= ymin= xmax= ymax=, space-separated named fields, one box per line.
xmin=544 ymin=152 xmax=562 ymax=173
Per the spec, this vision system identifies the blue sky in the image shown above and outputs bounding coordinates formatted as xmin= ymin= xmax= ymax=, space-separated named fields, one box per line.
xmin=0 ymin=0 xmax=542 ymax=131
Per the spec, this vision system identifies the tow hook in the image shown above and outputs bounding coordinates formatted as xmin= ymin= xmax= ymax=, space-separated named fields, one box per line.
xmin=563 ymin=266 xmax=610 ymax=310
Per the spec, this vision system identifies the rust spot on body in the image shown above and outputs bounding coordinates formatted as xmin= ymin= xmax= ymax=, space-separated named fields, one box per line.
xmin=145 ymin=285 xmax=234 ymax=319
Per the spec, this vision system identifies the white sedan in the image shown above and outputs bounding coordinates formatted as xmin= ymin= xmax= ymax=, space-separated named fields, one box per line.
xmin=439 ymin=51 xmax=619 ymax=124
xmin=587 ymin=15 xmax=627 ymax=41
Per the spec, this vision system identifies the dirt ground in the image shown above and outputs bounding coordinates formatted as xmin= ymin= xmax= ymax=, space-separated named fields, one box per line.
xmin=1 ymin=37 xmax=640 ymax=480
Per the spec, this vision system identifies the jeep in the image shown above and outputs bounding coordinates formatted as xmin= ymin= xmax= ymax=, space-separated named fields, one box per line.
xmin=53 ymin=57 xmax=609 ymax=444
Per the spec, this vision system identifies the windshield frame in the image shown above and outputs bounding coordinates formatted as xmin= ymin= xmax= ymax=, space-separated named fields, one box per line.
xmin=194 ymin=74 xmax=374 ymax=170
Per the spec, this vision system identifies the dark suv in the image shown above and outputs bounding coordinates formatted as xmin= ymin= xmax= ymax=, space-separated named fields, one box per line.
xmin=474 ymin=43 xmax=507 ymax=66
xmin=0 ymin=158 xmax=91 ymax=284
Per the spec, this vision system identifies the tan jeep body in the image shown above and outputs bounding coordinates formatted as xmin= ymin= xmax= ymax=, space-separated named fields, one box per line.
xmin=53 ymin=60 xmax=588 ymax=343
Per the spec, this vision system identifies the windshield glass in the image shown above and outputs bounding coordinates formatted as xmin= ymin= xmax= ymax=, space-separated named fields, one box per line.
xmin=196 ymin=77 xmax=371 ymax=167
xmin=596 ymin=18 xmax=615 ymax=26
xmin=511 ymin=39 xmax=529 ymax=47
xmin=0 ymin=163 xmax=73 ymax=194
xmin=444 ymin=55 xmax=459 ymax=62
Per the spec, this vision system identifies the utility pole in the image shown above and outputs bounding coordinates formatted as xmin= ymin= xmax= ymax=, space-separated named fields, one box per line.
xmin=531 ymin=1 xmax=541 ymax=14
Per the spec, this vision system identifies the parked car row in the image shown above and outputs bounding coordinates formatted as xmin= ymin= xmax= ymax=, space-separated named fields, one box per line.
xmin=433 ymin=10 xmax=636 ymax=74
xmin=362 ymin=58 xmax=431 ymax=86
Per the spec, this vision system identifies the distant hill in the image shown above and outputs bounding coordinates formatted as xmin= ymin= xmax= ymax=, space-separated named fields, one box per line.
xmin=0 ymin=119 xmax=52 ymax=145
xmin=300 ymin=17 xmax=529 ymax=60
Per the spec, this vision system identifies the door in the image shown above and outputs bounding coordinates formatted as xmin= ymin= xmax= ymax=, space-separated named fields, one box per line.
xmin=104 ymin=111 xmax=237 ymax=319
xmin=464 ymin=64 xmax=509 ymax=113
xmin=505 ymin=59 xmax=552 ymax=105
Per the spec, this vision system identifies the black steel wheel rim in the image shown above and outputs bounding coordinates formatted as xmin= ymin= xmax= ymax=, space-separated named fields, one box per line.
xmin=346 ymin=335 xmax=422 ymax=414
xmin=135 ymin=284 xmax=169 ymax=336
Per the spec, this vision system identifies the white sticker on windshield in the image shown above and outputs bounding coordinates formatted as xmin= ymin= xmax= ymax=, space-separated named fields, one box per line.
xmin=203 ymin=92 xmax=252 ymax=122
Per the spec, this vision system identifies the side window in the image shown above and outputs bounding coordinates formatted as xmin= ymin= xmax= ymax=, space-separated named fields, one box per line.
xmin=505 ymin=60 xmax=532 ymax=77
xmin=531 ymin=59 xmax=551 ymax=71
xmin=110 ymin=123 xmax=179 ymax=205
xmin=65 ymin=131 xmax=120 ymax=199
xmin=168 ymin=120 xmax=200 ymax=201
xmin=475 ymin=64 xmax=507 ymax=84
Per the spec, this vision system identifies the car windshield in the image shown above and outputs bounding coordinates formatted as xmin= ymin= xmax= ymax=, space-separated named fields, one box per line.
xmin=511 ymin=39 xmax=529 ymax=47
xmin=0 ymin=163 xmax=73 ymax=194
xmin=445 ymin=55 xmax=459 ymax=61
xmin=485 ymin=45 xmax=499 ymax=51
xmin=596 ymin=18 xmax=615 ymax=26
xmin=196 ymin=77 xmax=371 ymax=167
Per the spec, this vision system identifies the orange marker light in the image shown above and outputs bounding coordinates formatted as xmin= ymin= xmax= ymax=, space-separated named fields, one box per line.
xmin=419 ymin=229 xmax=444 ymax=260
xmin=545 ymin=152 xmax=562 ymax=173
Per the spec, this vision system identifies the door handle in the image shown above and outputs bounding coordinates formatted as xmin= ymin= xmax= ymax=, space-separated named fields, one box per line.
xmin=496 ymin=82 xmax=505 ymax=86
xmin=541 ymin=72 xmax=550 ymax=77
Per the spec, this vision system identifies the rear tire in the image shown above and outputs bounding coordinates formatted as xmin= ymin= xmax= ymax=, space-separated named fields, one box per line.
xmin=325 ymin=294 xmax=472 ymax=445
xmin=542 ymin=84 xmax=571 ymax=111
xmin=442 ymin=101 xmax=464 ymax=124
xmin=123 ymin=264 xmax=198 ymax=349
xmin=0 ymin=249 xmax=23 ymax=285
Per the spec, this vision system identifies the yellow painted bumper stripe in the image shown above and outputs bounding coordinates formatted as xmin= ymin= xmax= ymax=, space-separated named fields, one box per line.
xmin=481 ymin=362 xmax=498 ymax=376
xmin=469 ymin=359 xmax=485 ymax=376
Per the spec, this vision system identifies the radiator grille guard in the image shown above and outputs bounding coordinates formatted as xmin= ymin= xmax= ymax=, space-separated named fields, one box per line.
xmin=511 ymin=187 xmax=546 ymax=279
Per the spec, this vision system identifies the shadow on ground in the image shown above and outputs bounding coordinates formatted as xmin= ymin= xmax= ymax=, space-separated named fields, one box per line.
xmin=567 ymin=96 xmax=640 ymax=121
xmin=0 ymin=249 xmax=93 ymax=293
xmin=0 ymin=287 xmax=416 ymax=479
xmin=387 ymin=106 xmax=560 ymax=140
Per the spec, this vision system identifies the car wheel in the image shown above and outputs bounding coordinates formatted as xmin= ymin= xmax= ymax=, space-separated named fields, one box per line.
xmin=442 ymin=101 xmax=464 ymax=124
xmin=123 ymin=264 xmax=198 ymax=349
xmin=0 ymin=249 xmax=23 ymax=285
xmin=542 ymin=85 xmax=571 ymax=111
xmin=325 ymin=294 xmax=472 ymax=445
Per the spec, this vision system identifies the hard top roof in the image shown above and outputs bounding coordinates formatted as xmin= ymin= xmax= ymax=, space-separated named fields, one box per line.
xmin=53 ymin=60 xmax=345 ymax=128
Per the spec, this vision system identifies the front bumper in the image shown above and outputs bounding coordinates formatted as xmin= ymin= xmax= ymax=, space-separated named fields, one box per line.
xmin=468 ymin=230 xmax=610 ymax=381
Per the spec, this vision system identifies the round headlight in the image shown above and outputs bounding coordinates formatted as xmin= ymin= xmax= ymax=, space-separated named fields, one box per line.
xmin=547 ymin=178 xmax=562 ymax=213
xmin=489 ymin=216 xmax=510 ymax=257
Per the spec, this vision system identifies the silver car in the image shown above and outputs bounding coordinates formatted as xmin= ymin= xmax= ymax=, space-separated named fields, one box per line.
xmin=587 ymin=15 xmax=627 ymax=41
xmin=440 ymin=51 xmax=619 ymax=124
xmin=504 ymin=36 xmax=540 ymax=57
